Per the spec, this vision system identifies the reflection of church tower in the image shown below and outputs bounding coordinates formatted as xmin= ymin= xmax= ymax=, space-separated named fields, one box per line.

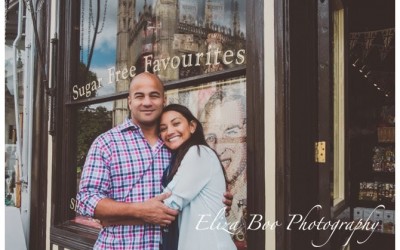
xmin=204 ymin=0 xmax=213 ymax=28
xmin=231 ymin=0 xmax=240 ymax=36
xmin=154 ymin=0 xmax=179 ymax=81
xmin=228 ymin=0 xmax=244 ymax=57
xmin=113 ymin=0 xmax=135 ymax=126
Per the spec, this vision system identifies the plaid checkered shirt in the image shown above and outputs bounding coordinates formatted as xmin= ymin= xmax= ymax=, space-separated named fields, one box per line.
xmin=76 ymin=118 xmax=171 ymax=250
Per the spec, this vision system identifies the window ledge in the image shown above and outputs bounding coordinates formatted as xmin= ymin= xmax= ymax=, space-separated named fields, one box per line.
xmin=50 ymin=222 xmax=99 ymax=250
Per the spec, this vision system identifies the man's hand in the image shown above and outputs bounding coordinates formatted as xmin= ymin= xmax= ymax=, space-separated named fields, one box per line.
xmin=94 ymin=193 xmax=178 ymax=227
xmin=223 ymin=191 xmax=233 ymax=215
xmin=138 ymin=192 xmax=179 ymax=226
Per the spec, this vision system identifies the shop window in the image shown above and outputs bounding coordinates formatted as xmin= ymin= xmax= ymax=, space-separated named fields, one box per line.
xmin=55 ymin=1 xmax=249 ymax=249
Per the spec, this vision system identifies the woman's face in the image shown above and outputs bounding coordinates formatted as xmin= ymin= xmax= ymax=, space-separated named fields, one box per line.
xmin=159 ymin=111 xmax=197 ymax=150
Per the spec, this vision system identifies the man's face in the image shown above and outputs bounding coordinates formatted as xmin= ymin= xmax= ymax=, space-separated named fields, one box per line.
xmin=128 ymin=73 xmax=165 ymax=127
xmin=203 ymin=98 xmax=246 ymax=184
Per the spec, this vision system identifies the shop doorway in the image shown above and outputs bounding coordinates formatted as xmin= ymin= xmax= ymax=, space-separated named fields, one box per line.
xmin=328 ymin=0 xmax=395 ymax=249
xmin=345 ymin=0 xmax=395 ymax=249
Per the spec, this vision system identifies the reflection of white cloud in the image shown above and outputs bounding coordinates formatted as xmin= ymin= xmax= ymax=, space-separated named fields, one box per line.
xmin=81 ymin=0 xmax=118 ymax=56
xmin=95 ymin=0 xmax=118 ymax=52
xmin=88 ymin=64 xmax=131 ymax=112
xmin=5 ymin=45 xmax=13 ymax=60
xmin=4 ymin=45 xmax=22 ymax=95
xmin=91 ymin=65 xmax=116 ymax=96
xmin=5 ymin=46 xmax=14 ymax=74
xmin=88 ymin=65 xmax=115 ymax=110
xmin=90 ymin=101 xmax=113 ymax=111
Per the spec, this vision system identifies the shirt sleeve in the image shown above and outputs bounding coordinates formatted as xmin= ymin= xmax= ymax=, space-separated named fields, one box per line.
xmin=76 ymin=136 xmax=111 ymax=217
xmin=163 ymin=146 xmax=217 ymax=211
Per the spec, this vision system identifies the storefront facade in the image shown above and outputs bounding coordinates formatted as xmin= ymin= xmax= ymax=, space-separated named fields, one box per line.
xmin=4 ymin=0 xmax=395 ymax=250
xmin=48 ymin=1 xmax=272 ymax=249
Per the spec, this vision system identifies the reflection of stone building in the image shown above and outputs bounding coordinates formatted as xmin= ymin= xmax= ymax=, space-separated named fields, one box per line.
xmin=113 ymin=0 xmax=245 ymax=124
xmin=154 ymin=0 xmax=179 ymax=80
xmin=113 ymin=0 xmax=133 ymax=125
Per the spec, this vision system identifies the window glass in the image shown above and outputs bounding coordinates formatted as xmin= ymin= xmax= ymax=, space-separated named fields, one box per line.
xmin=71 ymin=101 xmax=115 ymax=228
xmin=74 ymin=0 xmax=246 ymax=101
xmin=71 ymin=77 xmax=248 ymax=248
xmin=166 ymin=76 xmax=247 ymax=247
xmin=5 ymin=44 xmax=25 ymax=208
xmin=72 ymin=2 xmax=247 ymax=248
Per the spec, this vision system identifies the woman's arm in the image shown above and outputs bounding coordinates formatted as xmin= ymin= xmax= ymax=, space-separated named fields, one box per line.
xmin=163 ymin=146 xmax=217 ymax=210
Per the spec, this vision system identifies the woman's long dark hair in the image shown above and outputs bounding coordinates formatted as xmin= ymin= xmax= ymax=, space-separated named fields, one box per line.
xmin=159 ymin=104 xmax=227 ymax=186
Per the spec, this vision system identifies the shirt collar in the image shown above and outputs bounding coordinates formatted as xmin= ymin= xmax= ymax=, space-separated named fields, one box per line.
xmin=119 ymin=118 xmax=140 ymax=132
xmin=119 ymin=118 xmax=165 ymax=143
xmin=119 ymin=118 xmax=169 ymax=150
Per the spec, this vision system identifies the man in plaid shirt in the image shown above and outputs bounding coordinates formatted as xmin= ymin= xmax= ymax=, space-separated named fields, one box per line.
xmin=76 ymin=72 xmax=232 ymax=249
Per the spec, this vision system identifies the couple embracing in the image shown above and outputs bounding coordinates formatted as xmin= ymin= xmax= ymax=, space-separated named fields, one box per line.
xmin=77 ymin=72 xmax=237 ymax=250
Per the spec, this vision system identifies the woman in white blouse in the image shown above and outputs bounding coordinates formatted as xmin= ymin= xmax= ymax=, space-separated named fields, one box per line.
xmin=159 ymin=104 xmax=237 ymax=250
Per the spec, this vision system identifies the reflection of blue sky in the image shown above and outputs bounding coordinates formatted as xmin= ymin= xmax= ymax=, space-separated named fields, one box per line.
xmin=81 ymin=0 xmax=118 ymax=69
xmin=80 ymin=0 xmax=118 ymax=99
xmin=91 ymin=49 xmax=116 ymax=68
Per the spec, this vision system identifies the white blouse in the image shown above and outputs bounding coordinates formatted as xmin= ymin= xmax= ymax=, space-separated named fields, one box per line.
xmin=163 ymin=145 xmax=237 ymax=250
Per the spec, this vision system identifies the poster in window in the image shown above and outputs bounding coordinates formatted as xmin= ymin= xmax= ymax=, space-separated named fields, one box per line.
xmin=166 ymin=77 xmax=247 ymax=249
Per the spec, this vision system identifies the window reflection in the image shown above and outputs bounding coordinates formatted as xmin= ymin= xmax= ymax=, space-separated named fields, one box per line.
xmin=76 ymin=0 xmax=246 ymax=100
xmin=73 ymin=2 xmax=247 ymax=248
xmin=5 ymin=45 xmax=24 ymax=208
xmin=75 ymin=104 xmax=114 ymax=173
xmin=73 ymin=102 xmax=115 ymax=228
